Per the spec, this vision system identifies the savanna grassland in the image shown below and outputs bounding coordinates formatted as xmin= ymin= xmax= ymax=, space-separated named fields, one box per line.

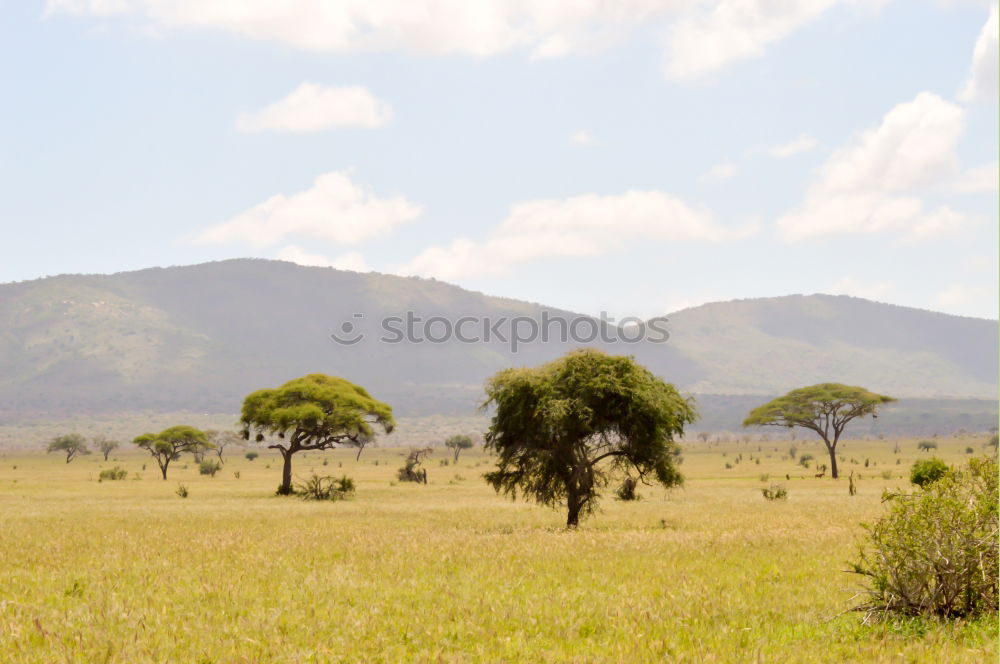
xmin=0 ymin=433 xmax=995 ymax=663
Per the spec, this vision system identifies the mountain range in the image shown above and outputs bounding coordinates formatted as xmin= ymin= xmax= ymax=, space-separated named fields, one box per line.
xmin=1 ymin=259 xmax=995 ymax=432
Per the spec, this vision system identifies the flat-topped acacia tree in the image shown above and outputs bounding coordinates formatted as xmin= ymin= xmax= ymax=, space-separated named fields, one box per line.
xmin=240 ymin=374 xmax=395 ymax=495
xmin=483 ymin=348 xmax=697 ymax=528
xmin=133 ymin=425 xmax=210 ymax=480
xmin=743 ymin=383 xmax=895 ymax=479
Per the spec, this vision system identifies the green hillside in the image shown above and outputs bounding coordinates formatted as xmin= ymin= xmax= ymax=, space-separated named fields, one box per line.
xmin=0 ymin=259 xmax=995 ymax=421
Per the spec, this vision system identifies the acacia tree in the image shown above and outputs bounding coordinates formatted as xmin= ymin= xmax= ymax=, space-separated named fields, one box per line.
xmin=483 ymin=348 xmax=697 ymax=528
xmin=205 ymin=430 xmax=241 ymax=464
xmin=743 ymin=383 xmax=895 ymax=479
xmin=240 ymin=374 xmax=395 ymax=495
xmin=133 ymin=425 xmax=210 ymax=480
xmin=47 ymin=433 xmax=90 ymax=463
xmin=444 ymin=434 xmax=474 ymax=462
xmin=94 ymin=436 xmax=119 ymax=461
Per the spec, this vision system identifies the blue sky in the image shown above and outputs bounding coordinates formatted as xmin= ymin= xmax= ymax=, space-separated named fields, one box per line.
xmin=2 ymin=1 xmax=997 ymax=319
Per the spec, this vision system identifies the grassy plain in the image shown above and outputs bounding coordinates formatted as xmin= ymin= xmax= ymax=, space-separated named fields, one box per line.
xmin=0 ymin=433 xmax=995 ymax=663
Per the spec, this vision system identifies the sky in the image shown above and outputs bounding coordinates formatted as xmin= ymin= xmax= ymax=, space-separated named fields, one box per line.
xmin=1 ymin=0 xmax=997 ymax=320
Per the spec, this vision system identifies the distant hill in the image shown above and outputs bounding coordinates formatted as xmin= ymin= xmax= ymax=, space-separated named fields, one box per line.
xmin=0 ymin=260 xmax=995 ymax=425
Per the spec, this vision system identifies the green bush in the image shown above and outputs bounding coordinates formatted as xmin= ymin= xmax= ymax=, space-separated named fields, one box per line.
xmin=614 ymin=477 xmax=640 ymax=501
xmin=175 ymin=484 xmax=189 ymax=498
xmin=199 ymin=460 xmax=221 ymax=477
xmin=850 ymin=456 xmax=998 ymax=621
xmin=761 ymin=484 xmax=787 ymax=501
xmin=295 ymin=474 xmax=356 ymax=501
xmin=245 ymin=451 xmax=259 ymax=461
xmin=98 ymin=466 xmax=127 ymax=481
xmin=910 ymin=458 xmax=949 ymax=488
xmin=798 ymin=453 xmax=814 ymax=468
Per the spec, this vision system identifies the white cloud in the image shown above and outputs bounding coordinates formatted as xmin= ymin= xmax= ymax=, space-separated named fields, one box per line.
xmin=236 ymin=83 xmax=391 ymax=133
xmin=46 ymin=0 xmax=871 ymax=81
xmin=194 ymin=171 xmax=420 ymax=247
xmin=45 ymin=0 xmax=685 ymax=57
xmin=276 ymin=245 xmax=370 ymax=272
xmin=767 ymin=134 xmax=818 ymax=158
xmin=951 ymin=161 xmax=999 ymax=193
xmin=934 ymin=283 xmax=998 ymax=318
xmin=958 ymin=4 xmax=999 ymax=102
xmin=826 ymin=276 xmax=894 ymax=301
xmin=701 ymin=162 xmax=737 ymax=180
xmin=398 ymin=189 xmax=755 ymax=279
xmin=569 ymin=129 xmax=597 ymax=146
xmin=776 ymin=92 xmax=969 ymax=241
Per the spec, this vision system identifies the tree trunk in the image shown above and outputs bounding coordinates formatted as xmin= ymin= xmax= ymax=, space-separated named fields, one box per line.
xmin=822 ymin=440 xmax=839 ymax=479
xmin=103 ymin=451 xmax=110 ymax=461
xmin=279 ymin=451 xmax=294 ymax=494
xmin=160 ymin=461 xmax=168 ymax=480
xmin=453 ymin=449 xmax=460 ymax=463
xmin=566 ymin=489 xmax=582 ymax=528
xmin=356 ymin=446 xmax=363 ymax=462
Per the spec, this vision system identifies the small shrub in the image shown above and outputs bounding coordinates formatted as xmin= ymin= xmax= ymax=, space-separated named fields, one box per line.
xmin=761 ymin=484 xmax=788 ymax=501
xmin=965 ymin=447 xmax=974 ymax=454
xmin=880 ymin=470 xmax=892 ymax=480
xmin=199 ymin=460 xmax=221 ymax=477
xmin=245 ymin=452 xmax=259 ymax=461
xmin=175 ymin=484 xmax=189 ymax=498
xmin=850 ymin=456 xmax=998 ymax=621
xmin=295 ymin=474 xmax=356 ymax=501
xmin=758 ymin=473 xmax=769 ymax=482
xmin=910 ymin=458 xmax=949 ymax=488
xmin=798 ymin=454 xmax=814 ymax=468
xmin=98 ymin=466 xmax=127 ymax=481
xmin=233 ymin=471 xmax=240 ymax=479
xmin=724 ymin=462 xmax=733 ymax=470
xmin=615 ymin=477 xmax=640 ymax=501
xmin=917 ymin=440 xmax=937 ymax=452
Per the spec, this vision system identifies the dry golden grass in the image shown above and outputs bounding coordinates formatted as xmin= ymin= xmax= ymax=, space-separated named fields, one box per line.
xmin=0 ymin=433 xmax=995 ymax=662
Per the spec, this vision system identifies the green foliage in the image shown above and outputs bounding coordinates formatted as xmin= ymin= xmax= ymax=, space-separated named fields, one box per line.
xmin=917 ymin=440 xmax=938 ymax=452
xmin=98 ymin=466 xmax=128 ymax=481
xmin=910 ymin=458 xmax=950 ymax=488
xmin=46 ymin=433 xmax=90 ymax=463
xmin=175 ymin=484 xmax=189 ymax=498
xmin=444 ymin=434 xmax=475 ymax=461
xmin=133 ymin=425 xmax=210 ymax=480
xmin=294 ymin=474 xmax=356 ymax=501
xmin=850 ymin=457 xmax=998 ymax=621
xmin=798 ymin=453 xmax=814 ymax=468
xmin=245 ymin=451 xmax=259 ymax=461
xmin=199 ymin=460 xmax=221 ymax=477
xmin=761 ymin=484 xmax=787 ymax=501
xmin=240 ymin=374 xmax=394 ymax=444
xmin=482 ymin=348 xmax=696 ymax=527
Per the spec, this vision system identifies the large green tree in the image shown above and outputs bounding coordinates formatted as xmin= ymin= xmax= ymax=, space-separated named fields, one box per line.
xmin=47 ymin=433 xmax=90 ymax=463
xmin=482 ymin=348 xmax=696 ymax=527
xmin=240 ymin=374 xmax=395 ymax=494
xmin=743 ymin=383 xmax=895 ymax=479
xmin=133 ymin=425 xmax=210 ymax=480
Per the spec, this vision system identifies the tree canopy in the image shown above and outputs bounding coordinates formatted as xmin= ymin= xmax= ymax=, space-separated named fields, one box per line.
xmin=743 ymin=383 xmax=895 ymax=478
xmin=47 ymin=433 xmax=90 ymax=463
xmin=444 ymin=434 xmax=474 ymax=462
xmin=483 ymin=348 xmax=696 ymax=527
xmin=240 ymin=374 xmax=394 ymax=494
xmin=133 ymin=425 xmax=210 ymax=480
